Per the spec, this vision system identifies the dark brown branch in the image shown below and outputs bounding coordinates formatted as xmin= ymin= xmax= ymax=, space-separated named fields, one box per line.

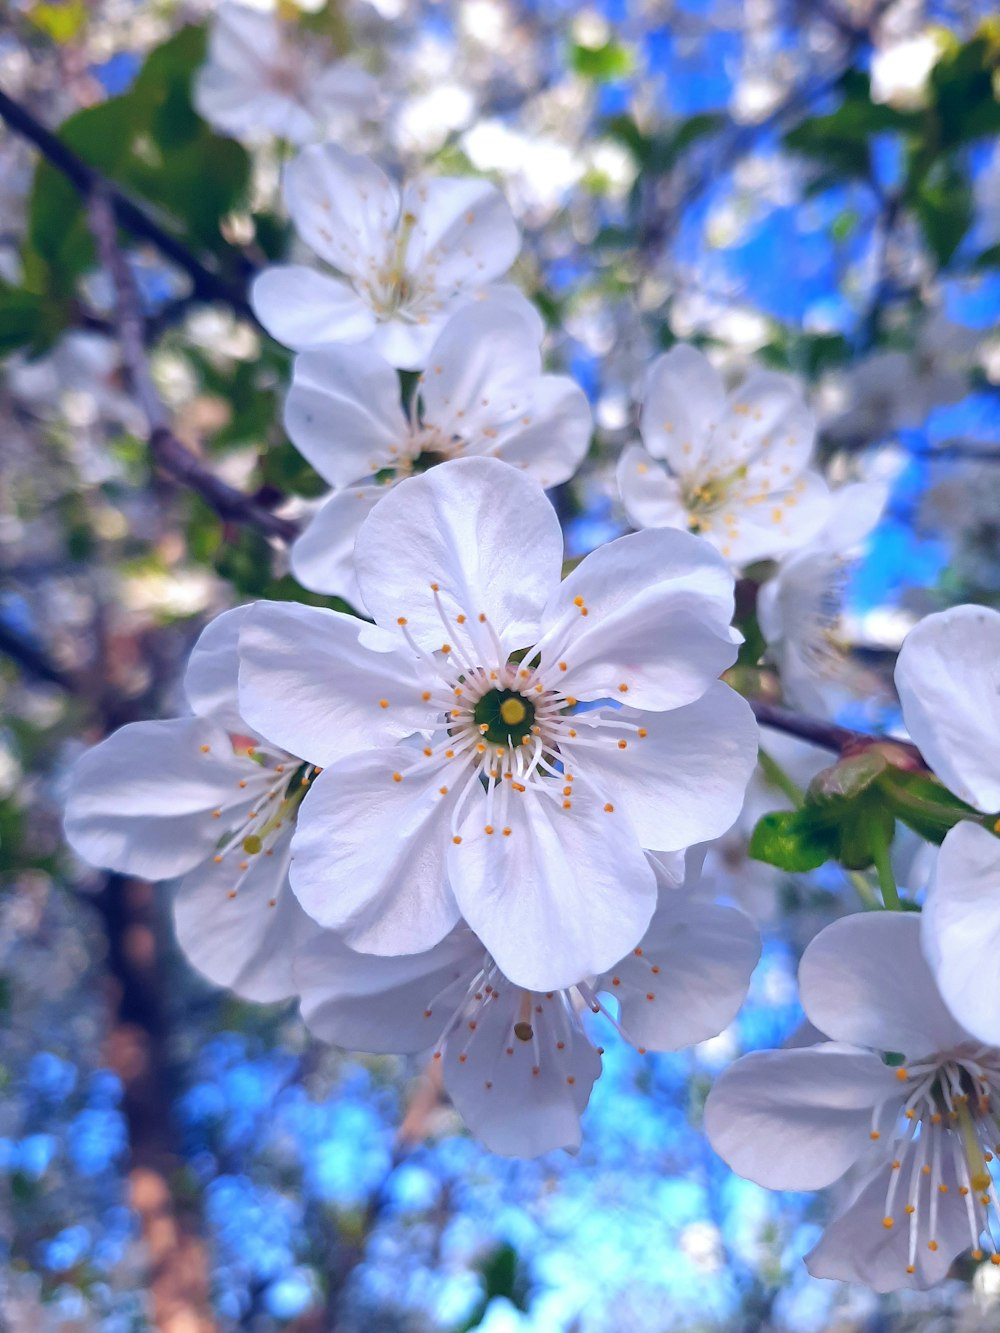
xmin=0 ymin=84 xmax=256 ymax=321
xmin=0 ymin=616 xmax=76 ymax=689
xmin=751 ymin=697 xmax=924 ymax=765
xmin=88 ymin=189 xmax=299 ymax=543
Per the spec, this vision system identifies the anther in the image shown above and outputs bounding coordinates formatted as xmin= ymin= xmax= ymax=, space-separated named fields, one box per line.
xmin=870 ymin=1131 xmax=881 ymax=1141
xmin=502 ymin=827 xmax=512 ymax=836
xmin=452 ymin=835 xmax=462 ymax=844
xmin=604 ymin=803 xmax=614 ymax=813
xmin=882 ymin=1217 xmax=894 ymax=1229
xmin=379 ymin=699 xmax=389 ymax=709
xmin=199 ymin=744 xmax=210 ymax=753
xmin=618 ymin=684 xmax=628 ymax=693
xmin=421 ymin=691 xmax=431 ymax=701
xmin=637 ymin=728 xmax=647 ymax=738
xmin=397 ymin=616 xmax=407 ymax=625
xmin=617 ymin=740 xmax=628 ymax=750
xmin=392 ymin=772 xmax=402 ymax=782
xmin=484 ymin=825 xmax=494 ymax=835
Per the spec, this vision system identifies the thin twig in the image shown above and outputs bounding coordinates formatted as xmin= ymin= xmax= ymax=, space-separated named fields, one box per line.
xmin=88 ymin=189 xmax=298 ymax=543
xmin=0 ymin=84 xmax=256 ymax=321
xmin=750 ymin=697 xmax=923 ymax=765
xmin=0 ymin=617 xmax=75 ymax=689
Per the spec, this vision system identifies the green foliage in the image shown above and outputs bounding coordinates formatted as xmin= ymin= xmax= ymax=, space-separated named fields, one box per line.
xmin=460 ymin=1242 xmax=530 ymax=1330
xmin=570 ymin=38 xmax=633 ymax=82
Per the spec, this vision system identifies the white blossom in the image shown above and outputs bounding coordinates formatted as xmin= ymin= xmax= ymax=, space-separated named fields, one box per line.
xmin=284 ymin=297 xmax=591 ymax=607
xmin=617 ymin=343 xmax=830 ymax=567
xmin=705 ymin=912 xmax=1000 ymax=1291
xmin=63 ymin=608 xmax=317 ymax=1001
xmin=193 ymin=1 xmax=378 ymax=145
xmin=296 ymin=854 xmax=760 ymax=1156
xmin=252 ymin=144 xmax=521 ymax=369
xmin=238 ymin=457 xmax=758 ymax=991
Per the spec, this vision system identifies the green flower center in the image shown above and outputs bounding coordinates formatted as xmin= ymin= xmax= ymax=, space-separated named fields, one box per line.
xmin=473 ymin=689 xmax=536 ymax=746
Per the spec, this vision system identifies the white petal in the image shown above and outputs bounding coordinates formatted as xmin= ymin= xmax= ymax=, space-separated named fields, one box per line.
xmin=238 ymin=601 xmax=430 ymax=766
xmin=251 ymin=266 xmax=376 ymax=351
xmin=488 ymin=375 xmax=592 ymax=488
xmin=289 ymin=485 xmax=383 ymax=608
xmin=799 ymin=913 xmax=970 ymax=1058
xmin=283 ymin=344 xmax=407 ymax=488
xmin=63 ymin=717 xmax=265 ymax=880
xmin=443 ymin=985 xmax=602 ymax=1157
xmin=806 ymin=1155 xmax=975 ymax=1292
xmin=353 ymin=456 xmax=564 ymax=651
xmin=183 ymin=605 xmax=252 ymax=734
xmin=450 ymin=785 xmax=656 ymax=992
xmin=640 ymin=346 xmax=727 ymax=470
xmin=548 ymin=527 xmax=739 ymax=711
xmin=284 ymin=145 xmax=399 ymax=276
xmin=922 ymin=821 xmax=1000 ymax=1046
xmin=602 ymin=896 xmax=760 ymax=1051
xmin=419 ymin=301 xmax=542 ymax=431
xmin=402 ymin=176 xmax=520 ymax=289
xmin=575 ymin=684 xmax=759 ymax=851
xmin=289 ymin=750 xmax=461 ymax=953
xmin=811 ymin=480 xmax=888 ymax=553
xmin=712 ymin=370 xmax=816 ymax=481
xmin=173 ymin=836 xmax=313 ymax=1003
xmin=616 ymin=444 xmax=688 ymax=532
xmin=711 ymin=469 xmax=831 ymax=565
xmin=367 ymin=318 xmax=442 ymax=371
xmin=295 ymin=925 xmax=482 ymax=1052
xmin=704 ymin=1045 xmax=900 ymax=1190
xmin=895 ymin=605 xmax=1000 ymax=812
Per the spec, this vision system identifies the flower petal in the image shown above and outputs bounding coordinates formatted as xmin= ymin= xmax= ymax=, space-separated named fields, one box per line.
xmin=295 ymin=925 xmax=482 ymax=1053
xmin=289 ymin=485 xmax=384 ymax=608
xmin=640 ymin=346 xmax=727 ymax=470
xmin=251 ymin=266 xmax=376 ymax=351
xmin=63 ymin=717 xmax=265 ymax=880
xmin=704 ymin=1045 xmax=900 ymax=1190
xmin=450 ymin=785 xmax=656 ymax=991
xmin=602 ymin=896 xmax=760 ymax=1051
xmin=284 ymin=145 xmax=399 ymax=276
xmin=183 ymin=605 xmax=251 ymax=733
xmin=490 ymin=375 xmax=592 ymax=487
xmin=353 ymin=456 xmax=564 ymax=650
xmin=402 ymin=176 xmax=520 ymax=289
xmin=443 ymin=986 xmax=602 ymax=1157
xmin=615 ymin=444 xmax=688 ymax=532
xmin=238 ymin=601 xmax=430 ymax=767
xmin=708 ymin=468 xmax=830 ymax=565
xmin=283 ymin=343 xmax=407 ymax=489
xmin=289 ymin=750 xmax=461 ymax=953
xmin=799 ymin=913 xmax=969 ymax=1058
xmin=574 ymin=684 xmax=759 ymax=851
xmin=548 ymin=527 xmax=739 ymax=710
xmin=895 ymin=604 xmax=1000 ymax=812
xmin=710 ymin=369 xmax=816 ymax=481
xmin=922 ymin=821 xmax=1000 ymax=1046
xmin=806 ymin=1155 xmax=975 ymax=1292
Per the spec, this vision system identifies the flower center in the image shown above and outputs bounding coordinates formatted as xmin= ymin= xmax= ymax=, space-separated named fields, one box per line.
xmin=473 ymin=688 xmax=536 ymax=746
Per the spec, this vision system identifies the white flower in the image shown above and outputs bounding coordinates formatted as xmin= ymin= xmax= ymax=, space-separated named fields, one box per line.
xmin=63 ymin=607 xmax=317 ymax=1002
xmin=758 ymin=480 xmax=887 ymax=714
xmin=617 ymin=344 xmax=830 ymax=567
xmin=296 ymin=854 xmax=760 ymax=1156
xmin=870 ymin=33 xmax=944 ymax=111
xmin=705 ymin=912 xmax=1000 ymax=1291
xmin=238 ymin=456 xmax=759 ymax=991
xmin=252 ymin=144 xmax=521 ymax=369
xmin=284 ymin=299 xmax=591 ymax=607
xmin=193 ymin=1 xmax=378 ymax=145
xmin=894 ymin=604 xmax=1000 ymax=1044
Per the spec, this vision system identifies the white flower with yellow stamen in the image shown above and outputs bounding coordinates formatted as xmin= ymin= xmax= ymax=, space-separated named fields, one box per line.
xmin=63 ymin=607 xmax=320 ymax=1002
xmin=239 ymin=456 xmax=758 ymax=991
xmin=285 ymin=298 xmax=591 ymax=608
xmin=705 ymin=912 xmax=1000 ymax=1292
xmin=193 ymin=1 xmax=379 ymax=146
xmin=252 ymin=144 xmax=521 ymax=369
xmin=295 ymin=854 xmax=760 ymax=1156
xmin=617 ymin=344 xmax=831 ymax=566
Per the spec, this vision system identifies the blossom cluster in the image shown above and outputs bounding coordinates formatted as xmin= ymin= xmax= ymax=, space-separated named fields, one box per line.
xmin=58 ymin=0 xmax=1000 ymax=1299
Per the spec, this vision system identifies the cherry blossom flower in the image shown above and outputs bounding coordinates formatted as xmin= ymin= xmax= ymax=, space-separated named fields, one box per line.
xmin=193 ymin=2 xmax=378 ymax=146
xmin=757 ymin=480 xmax=887 ymax=714
xmin=238 ymin=456 xmax=758 ymax=991
xmin=284 ymin=298 xmax=591 ymax=606
xmin=63 ymin=608 xmax=317 ymax=1002
xmin=895 ymin=604 xmax=1000 ymax=1044
xmin=705 ymin=912 xmax=1000 ymax=1291
xmin=296 ymin=854 xmax=760 ymax=1156
xmin=252 ymin=144 xmax=521 ymax=369
xmin=616 ymin=343 xmax=830 ymax=566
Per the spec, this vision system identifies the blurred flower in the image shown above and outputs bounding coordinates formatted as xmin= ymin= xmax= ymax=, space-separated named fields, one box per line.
xmin=870 ymin=32 xmax=944 ymax=110
xmin=617 ymin=344 xmax=830 ymax=567
xmin=239 ymin=457 xmax=757 ymax=990
xmin=252 ymin=144 xmax=521 ymax=368
xmin=284 ymin=298 xmax=591 ymax=607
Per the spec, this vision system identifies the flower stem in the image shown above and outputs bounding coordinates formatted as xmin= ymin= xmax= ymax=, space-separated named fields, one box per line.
xmin=845 ymin=869 xmax=879 ymax=911
xmin=757 ymin=747 xmax=804 ymax=808
xmin=868 ymin=819 xmax=901 ymax=911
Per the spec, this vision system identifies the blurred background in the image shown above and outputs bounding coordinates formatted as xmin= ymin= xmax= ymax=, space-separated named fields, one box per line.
xmin=0 ymin=0 xmax=999 ymax=1328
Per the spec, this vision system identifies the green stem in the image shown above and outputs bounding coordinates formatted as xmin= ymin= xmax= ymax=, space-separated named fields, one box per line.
xmin=845 ymin=869 xmax=879 ymax=911
xmin=869 ymin=820 xmax=901 ymax=911
xmin=757 ymin=747 xmax=805 ymax=809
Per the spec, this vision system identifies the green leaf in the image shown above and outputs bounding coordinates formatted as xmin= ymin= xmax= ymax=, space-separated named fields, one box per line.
xmin=749 ymin=810 xmax=836 ymax=872
xmin=910 ymin=159 xmax=974 ymax=265
xmin=878 ymin=766 xmax=987 ymax=843
xmin=0 ymin=282 xmax=45 ymax=354
xmin=28 ymin=0 xmax=88 ymax=42
xmin=570 ymin=38 xmax=633 ymax=82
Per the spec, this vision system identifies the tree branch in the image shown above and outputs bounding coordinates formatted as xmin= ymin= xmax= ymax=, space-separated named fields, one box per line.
xmin=0 ymin=84 xmax=256 ymax=322
xmin=88 ymin=188 xmax=298 ymax=543
xmin=0 ymin=615 xmax=76 ymax=690
xmin=750 ymin=697 xmax=923 ymax=765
